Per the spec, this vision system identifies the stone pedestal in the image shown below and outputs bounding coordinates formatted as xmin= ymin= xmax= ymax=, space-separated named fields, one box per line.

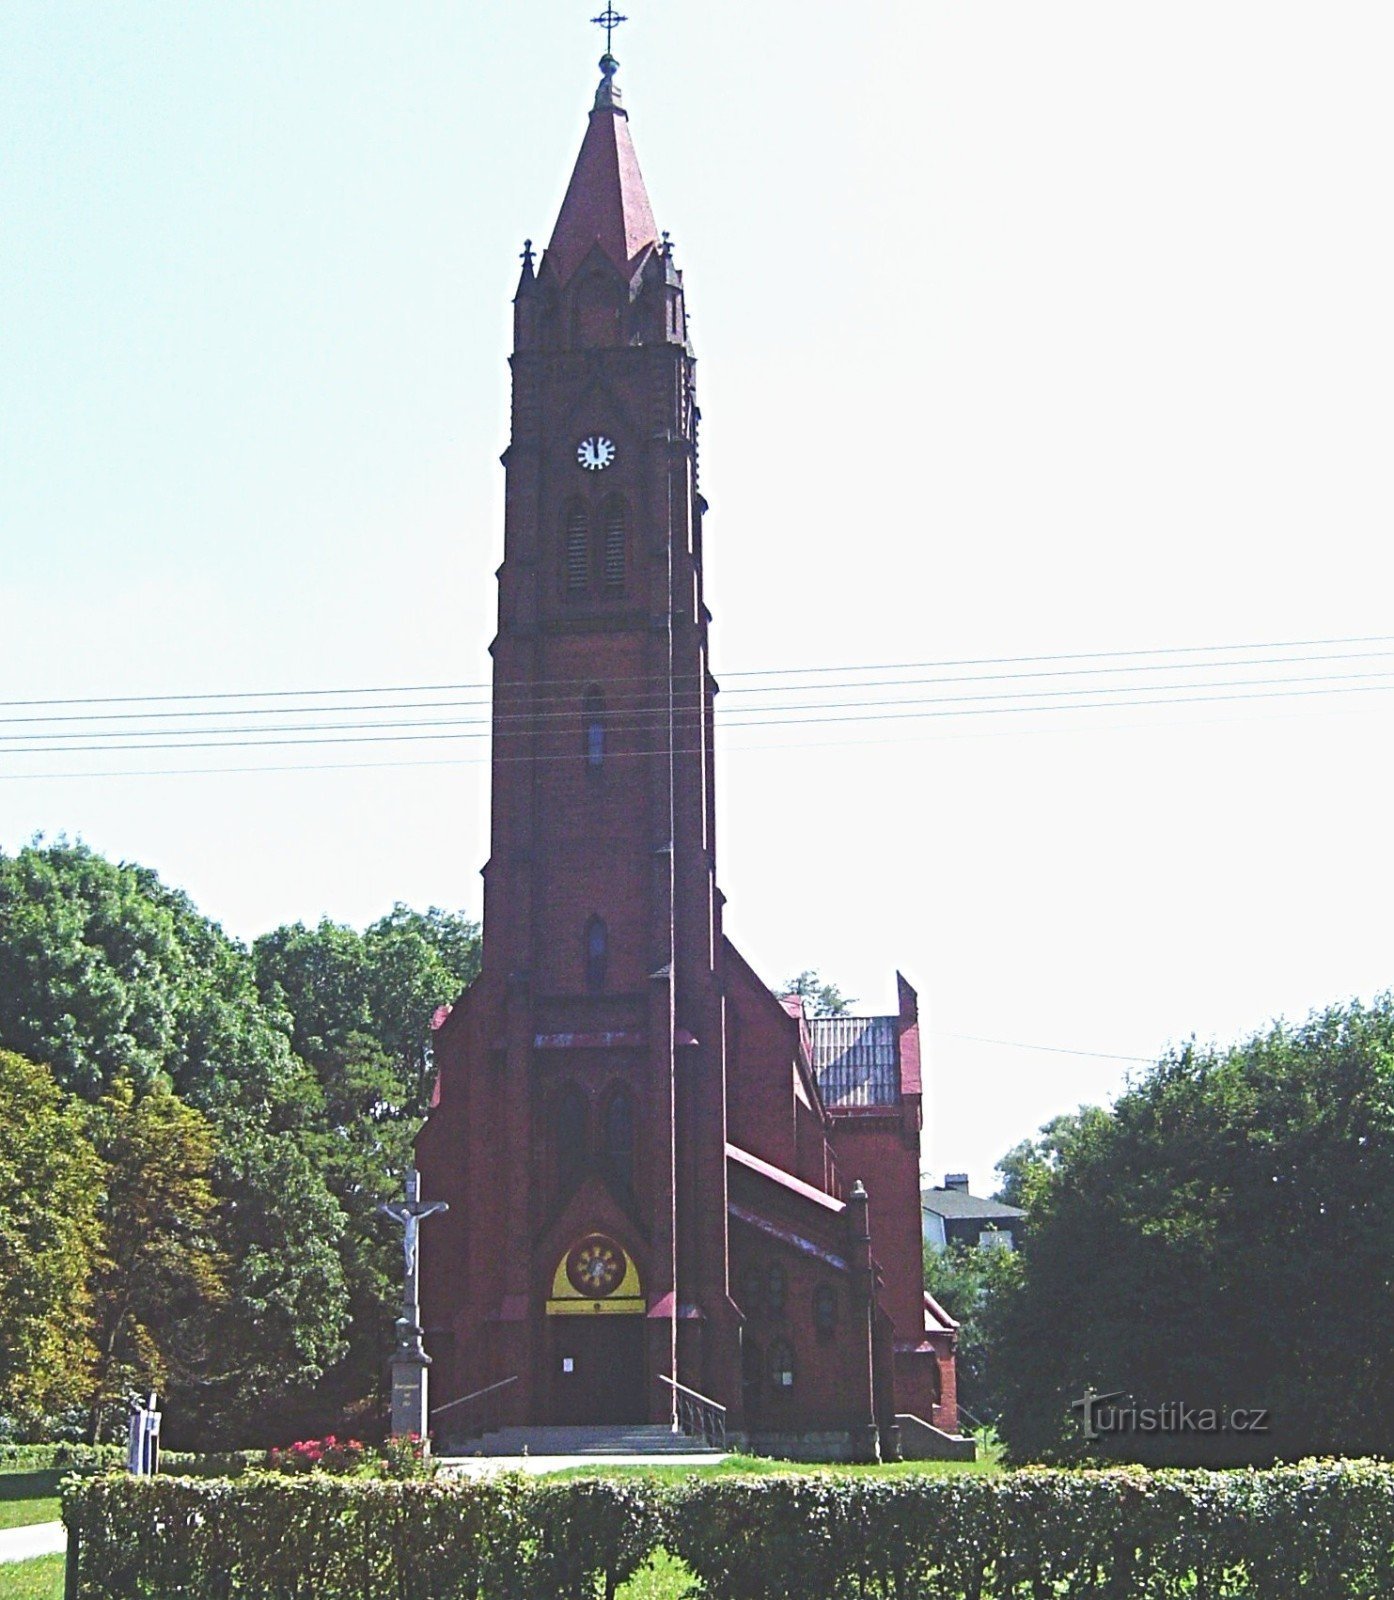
xmin=852 ymin=1422 xmax=882 ymax=1464
xmin=390 ymin=1316 xmax=432 ymax=1440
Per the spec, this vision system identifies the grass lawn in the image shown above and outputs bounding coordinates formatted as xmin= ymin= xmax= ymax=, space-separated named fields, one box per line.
xmin=616 ymin=1549 xmax=689 ymax=1600
xmin=547 ymin=1447 xmax=1001 ymax=1483
xmin=0 ymin=1475 xmax=61 ymax=1533
xmin=0 ymin=1555 xmax=65 ymax=1600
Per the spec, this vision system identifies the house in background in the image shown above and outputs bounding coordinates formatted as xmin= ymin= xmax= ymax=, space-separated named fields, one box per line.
xmin=922 ymin=1175 xmax=1027 ymax=1252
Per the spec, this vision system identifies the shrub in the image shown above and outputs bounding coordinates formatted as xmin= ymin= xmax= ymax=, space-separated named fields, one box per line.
xmin=62 ymin=1473 xmax=646 ymax=1600
xmin=262 ymin=1434 xmax=434 ymax=1480
xmin=61 ymin=1460 xmax=1394 ymax=1599
xmin=265 ymin=1435 xmax=370 ymax=1475
xmin=375 ymin=1433 xmax=433 ymax=1481
xmin=663 ymin=1461 xmax=1394 ymax=1599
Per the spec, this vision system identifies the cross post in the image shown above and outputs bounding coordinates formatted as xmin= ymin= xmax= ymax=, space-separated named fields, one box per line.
xmin=380 ymin=1169 xmax=449 ymax=1440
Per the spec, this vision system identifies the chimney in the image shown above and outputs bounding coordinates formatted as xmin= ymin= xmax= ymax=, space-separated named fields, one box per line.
xmin=944 ymin=1173 xmax=970 ymax=1193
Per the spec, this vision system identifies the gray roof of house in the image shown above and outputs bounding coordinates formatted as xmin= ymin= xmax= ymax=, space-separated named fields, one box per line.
xmin=810 ymin=1015 xmax=899 ymax=1107
xmin=921 ymin=1188 xmax=1027 ymax=1222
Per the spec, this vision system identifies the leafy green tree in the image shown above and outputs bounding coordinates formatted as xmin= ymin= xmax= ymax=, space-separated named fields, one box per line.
xmin=0 ymin=842 xmax=315 ymax=1118
xmin=922 ymin=1238 xmax=1023 ymax=1425
xmin=0 ymin=1051 xmax=102 ymax=1431
xmin=782 ymin=970 xmax=856 ymax=1016
xmin=86 ymin=1077 xmax=226 ymax=1440
xmin=992 ymin=998 xmax=1394 ymax=1464
xmin=199 ymin=1129 xmax=351 ymax=1443
xmin=253 ymin=905 xmax=480 ymax=1119
xmin=250 ymin=909 xmax=479 ymax=1431
xmin=0 ymin=844 xmax=351 ymax=1445
xmin=0 ymin=843 xmax=475 ymax=1444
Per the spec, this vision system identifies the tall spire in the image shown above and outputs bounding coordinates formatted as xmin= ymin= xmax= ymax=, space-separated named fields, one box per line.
xmin=543 ymin=48 xmax=659 ymax=286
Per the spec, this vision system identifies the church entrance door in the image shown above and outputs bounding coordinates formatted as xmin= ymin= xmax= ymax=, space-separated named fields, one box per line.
xmin=553 ymin=1318 xmax=646 ymax=1426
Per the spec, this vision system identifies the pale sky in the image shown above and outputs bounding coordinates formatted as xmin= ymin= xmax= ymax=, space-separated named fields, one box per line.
xmin=3 ymin=2 xmax=1392 ymax=1194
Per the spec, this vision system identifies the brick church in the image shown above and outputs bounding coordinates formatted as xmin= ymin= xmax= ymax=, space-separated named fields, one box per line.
xmin=416 ymin=41 xmax=964 ymax=1463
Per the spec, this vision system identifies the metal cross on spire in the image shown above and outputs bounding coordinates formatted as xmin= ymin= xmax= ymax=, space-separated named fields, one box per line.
xmin=591 ymin=6 xmax=628 ymax=53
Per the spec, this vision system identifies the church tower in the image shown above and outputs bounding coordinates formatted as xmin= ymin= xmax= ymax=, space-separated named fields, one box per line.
xmin=418 ymin=44 xmax=741 ymax=1432
xmin=418 ymin=36 xmax=964 ymax=1460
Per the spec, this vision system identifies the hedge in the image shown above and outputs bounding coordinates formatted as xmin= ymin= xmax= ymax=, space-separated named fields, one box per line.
xmin=62 ymin=1474 xmax=660 ymax=1600
xmin=63 ymin=1460 xmax=1394 ymax=1600
xmin=0 ymin=1443 xmax=259 ymax=1477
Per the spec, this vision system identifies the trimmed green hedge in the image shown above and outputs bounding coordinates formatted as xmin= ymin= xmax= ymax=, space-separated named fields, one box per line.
xmin=0 ymin=1444 xmax=259 ymax=1477
xmin=1 ymin=1444 xmax=123 ymax=1473
xmin=62 ymin=1460 xmax=1394 ymax=1599
xmin=63 ymin=1474 xmax=659 ymax=1600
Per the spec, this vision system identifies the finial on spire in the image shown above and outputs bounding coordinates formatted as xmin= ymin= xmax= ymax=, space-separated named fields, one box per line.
xmin=594 ymin=51 xmax=622 ymax=111
xmin=660 ymin=230 xmax=674 ymax=259
xmin=521 ymin=239 xmax=536 ymax=269
xmin=591 ymin=6 xmax=628 ymax=53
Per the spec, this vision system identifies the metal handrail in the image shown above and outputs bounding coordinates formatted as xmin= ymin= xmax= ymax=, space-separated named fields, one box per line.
xmin=656 ymin=1374 xmax=727 ymax=1450
xmin=430 ymin=1374 xmax=519 ymax=1418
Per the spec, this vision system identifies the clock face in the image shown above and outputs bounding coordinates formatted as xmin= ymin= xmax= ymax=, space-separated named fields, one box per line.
xmin=566 ymin=1236 xmax=625 ymax=1298
xmin=577 ymin=435 xmax=617 ymax=472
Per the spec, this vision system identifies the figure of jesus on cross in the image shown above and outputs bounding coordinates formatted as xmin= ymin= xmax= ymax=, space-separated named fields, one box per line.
xmin=380 ymin=1169 xmax=448 ymax=1438
xmin=381 ymin=1168 xmax=448 ymax=1326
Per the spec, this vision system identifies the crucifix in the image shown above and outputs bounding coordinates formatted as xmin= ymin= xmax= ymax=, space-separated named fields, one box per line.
xmin=380 ymin=1169 xmax=448 ymax=1439
xmin=382 ymin=1168 xmax=448 ymax=1323
xmin=591 ymin=6 xmax=628 ymax=53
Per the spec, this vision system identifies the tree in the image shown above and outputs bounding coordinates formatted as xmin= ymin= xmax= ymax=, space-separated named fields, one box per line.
xmin=782 ymin=970 xmax=856 ymax=1016
xmin=922 ymin=1238 xmax=1023 ymax=1425
xmin=86 ymin=1076 xmax=225 ymax=1441
xmin=250 ymin=909 xmax=480 ymax=1432
xmin=0 ymin=841 xmax=316 ymax=1118
xmin=991 ymin=998 xmax=1394 ymax=1464
xmin=198 ymin=1129 xmax=350 ymax=1444
xmin=253 ymin=906 xmax=481 ymax=1120
xmin=0 ymin=1051 xmax=102 ymax=1432
xmin=0 ymin=842 xmax=472 ymax=1444
xmin=0 ymin=843 xmax=352 ymax=1445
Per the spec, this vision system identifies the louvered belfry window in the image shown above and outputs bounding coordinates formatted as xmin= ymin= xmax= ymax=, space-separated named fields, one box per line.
xmin=603 ymin=500 xmax=626 ymax=594
xmin=565 ymin=504 xmax=589 ymax=592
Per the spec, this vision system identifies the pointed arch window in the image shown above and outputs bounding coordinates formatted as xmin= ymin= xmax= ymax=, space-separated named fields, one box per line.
xmin=602 ymin=499 xmax=627 ymax=595
xmin=554 ymin=1083 xmax=588 ymax=1198
xmin=564 ymin=503 xmax=589 ymax=593
xmin=585 ymin=916 xmax=609 ymax=993
xmin=604 ymin=1085 xmax=635 ymax=1189
xmin=769 ymin=1338 xmax=796 ymax=1390
xmin=583 ymin=687 xmax=606 ymax=771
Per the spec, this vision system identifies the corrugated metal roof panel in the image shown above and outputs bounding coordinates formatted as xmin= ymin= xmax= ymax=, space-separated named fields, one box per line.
xmin=810 ymin=1015 xmax=899 ymax=1107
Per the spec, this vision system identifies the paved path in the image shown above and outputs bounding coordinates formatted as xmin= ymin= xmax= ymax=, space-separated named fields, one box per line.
xmin=0 ymin=1521 xmax=66 ymax=1564
xmin=442 ymin=1452 xmax=728 ymax=1476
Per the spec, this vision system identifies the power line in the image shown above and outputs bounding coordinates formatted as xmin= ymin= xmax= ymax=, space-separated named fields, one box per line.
xmin=3 ymin=631 xmax=1392 ymax=712
xmin=2 ymin=676 xmax=1391 ymax=768
xmin=2 ymin=686 xmax=1386 ymax=783
xmin=5 ymin=644 xmax=1393 ymax=730
xmin=3 ymin=665 xmax=1392 ymax=753
xmin=932 ymin=1031 xmax=1156 ymax=1064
